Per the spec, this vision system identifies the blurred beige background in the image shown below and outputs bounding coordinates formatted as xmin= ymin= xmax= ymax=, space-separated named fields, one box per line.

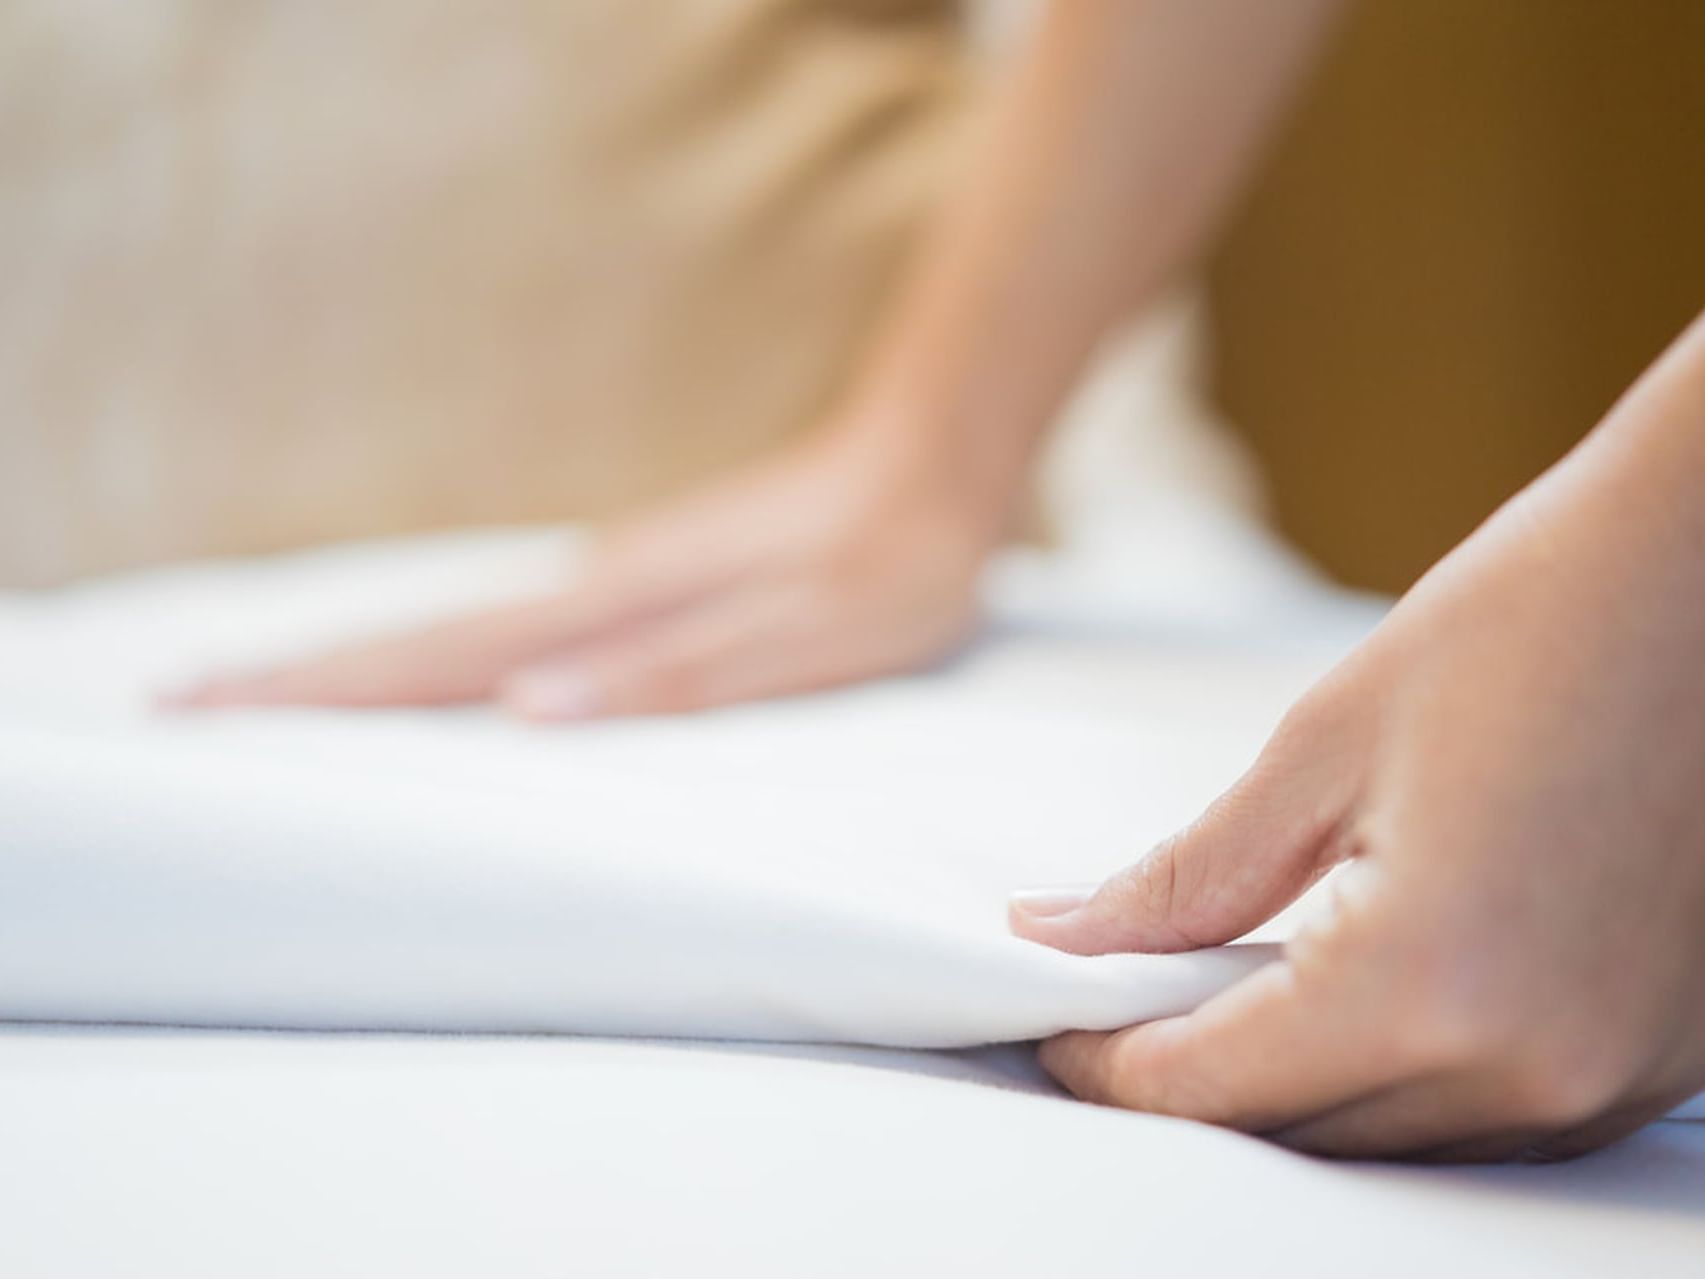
xmin=1209 ymin=0 xmax=1705 ymax=593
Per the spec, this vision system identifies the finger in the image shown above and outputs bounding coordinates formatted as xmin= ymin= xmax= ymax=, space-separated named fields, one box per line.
xmin=1038 ymin=957 xmax=1401 ymax=1131
xmin=1272 ymin=1079 xmax=1551 ymax=1162
xmin=1405 ymin=1130 xmax=1553 ymax=1165
xmin=501 ymin=583 xmax=839 ymax=721
xmin=1521 ymin=1093 xmax=1691 ymax=1162
xmin=1273 ymin=1059 xmax=1691 ymax=1163
xmin=166 ymin=595 xmax=585 ymax=710
xmin=1273 ymin=1077 xmax=1683 ymax=1164
xmin=1011 ymin=708 xmax=1363 ymax=955
xmin=167 ymin=530 xmax=743 ymax=711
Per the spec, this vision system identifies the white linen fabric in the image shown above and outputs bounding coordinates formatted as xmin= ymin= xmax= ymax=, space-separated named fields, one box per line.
xmin=4 ymin=515 xmax=1703 ymax=1279
xmin=0 ymin=509 xmax=1366 ymax=1046
xmin=2 ymin=1027 xmax=1702 ymax=1279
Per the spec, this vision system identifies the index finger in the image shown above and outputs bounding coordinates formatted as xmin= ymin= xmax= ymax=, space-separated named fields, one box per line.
xmin=167 ymin=538 xmax=733 ymax=710
xmin=166 ymin=592 xmax=586 ymax=709
xmin=1040 ymin=958 xmax=1402 ymax=1133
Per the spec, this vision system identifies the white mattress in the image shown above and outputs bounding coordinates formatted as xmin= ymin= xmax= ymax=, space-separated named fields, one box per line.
xmin=3 ymin=510 xmax=1701 ymax=1275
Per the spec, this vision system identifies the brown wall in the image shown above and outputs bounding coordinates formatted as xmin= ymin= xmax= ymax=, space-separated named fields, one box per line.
xmin=1208 ymin=0 xmax=1705 ymax=592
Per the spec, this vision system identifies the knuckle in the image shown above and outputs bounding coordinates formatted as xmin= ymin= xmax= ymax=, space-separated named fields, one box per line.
xmin=1381 ymin=959 xmax=1504 ymax=1077
xmin=1264 ymin=692 xmax=1338 ymax=764
xmin=1359 ymin=921 xmax=1513 ymax=1074
xmin=1102 ymin=842 xmax=1193 ymax=945
xmin=1104 ymin=1030 xmax=1223 ymax=1120
xmin=1259 ymin=669 xmax=1370 ymax=786
xmin=1385 ymin=969 xmax=1629 ymax=1125
xmin=1132 ymin=841 xmax=1184 ymax=913
xmin=1105 ymin=812 xmax=1242 ymax=952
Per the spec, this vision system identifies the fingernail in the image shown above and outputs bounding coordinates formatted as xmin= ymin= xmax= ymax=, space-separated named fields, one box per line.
xmin=507 ymin=669 xmax=600 ymax=721
xmin=1008 ymin=885 xmax=1096 ymax=920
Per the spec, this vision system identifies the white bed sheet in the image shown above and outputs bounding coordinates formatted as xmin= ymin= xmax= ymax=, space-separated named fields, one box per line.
xmin=0 ymin=512 xmax=1361 ymax=1045
xmin=3 ymin=512 xmax=1701 ymax=1276
xmin=2 ymin=1026 xmax=1701 ymax=1278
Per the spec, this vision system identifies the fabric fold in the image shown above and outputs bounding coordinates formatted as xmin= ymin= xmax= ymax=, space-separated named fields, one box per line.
xmin=0 ymin=718 xmax=1281 ymax=1046
xmin=0 ymin=526 xmax=1368 ymax=1047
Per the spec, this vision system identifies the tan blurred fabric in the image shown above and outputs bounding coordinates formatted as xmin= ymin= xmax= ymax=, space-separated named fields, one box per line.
xmin=0 ymin=0 xmax=973 ymax=587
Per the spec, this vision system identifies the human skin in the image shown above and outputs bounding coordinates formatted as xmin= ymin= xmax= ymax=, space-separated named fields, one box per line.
xmin=170 ymin=0 xmax=1344 ymax=718
xmin=1012 ymin=313 xmax=1705 ymax=1160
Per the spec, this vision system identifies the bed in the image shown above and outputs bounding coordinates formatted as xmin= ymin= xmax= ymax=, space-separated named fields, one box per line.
xmin=2 ymin=505 xmax=1700 ymax=1277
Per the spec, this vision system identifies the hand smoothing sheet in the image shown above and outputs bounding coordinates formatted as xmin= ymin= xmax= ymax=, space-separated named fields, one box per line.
xmin=0 ymin=528 xmax=1354 ymax=1047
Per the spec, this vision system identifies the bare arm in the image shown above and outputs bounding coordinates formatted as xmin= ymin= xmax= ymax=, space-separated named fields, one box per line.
xmin=852 ymin=0 xmax=1348 ymax=523
xmin=179 ymin=0 xmax=1346 ymax=719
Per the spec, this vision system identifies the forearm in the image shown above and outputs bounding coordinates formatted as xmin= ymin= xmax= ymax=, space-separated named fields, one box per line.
xmin=844 ymin=0 xmax=1346 ymax=513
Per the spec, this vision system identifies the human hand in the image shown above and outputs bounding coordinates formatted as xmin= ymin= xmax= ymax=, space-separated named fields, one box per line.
xmin=171 ymin=419 xmax=1013 ymax=720
xmin=1012 ymin=340 xmax=1705 ymax=1161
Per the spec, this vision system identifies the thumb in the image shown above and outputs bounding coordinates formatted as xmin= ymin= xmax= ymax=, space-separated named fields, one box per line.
xmin=1010 ymin=711 xmax=1358 ymax=956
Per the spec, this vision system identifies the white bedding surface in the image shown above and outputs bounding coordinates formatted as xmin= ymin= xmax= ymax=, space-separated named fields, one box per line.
xmin=2 ymin=1026 xmax=1701 ymax=1278
xmin=0 ymin=514 xmax=1359 ymax=1046
xmin=5 ymin=514 xmax=1701 ymax=1276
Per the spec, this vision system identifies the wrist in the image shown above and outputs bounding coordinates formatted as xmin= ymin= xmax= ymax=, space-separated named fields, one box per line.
xmin=822 ymin=391 xmax=1040 ymax=545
